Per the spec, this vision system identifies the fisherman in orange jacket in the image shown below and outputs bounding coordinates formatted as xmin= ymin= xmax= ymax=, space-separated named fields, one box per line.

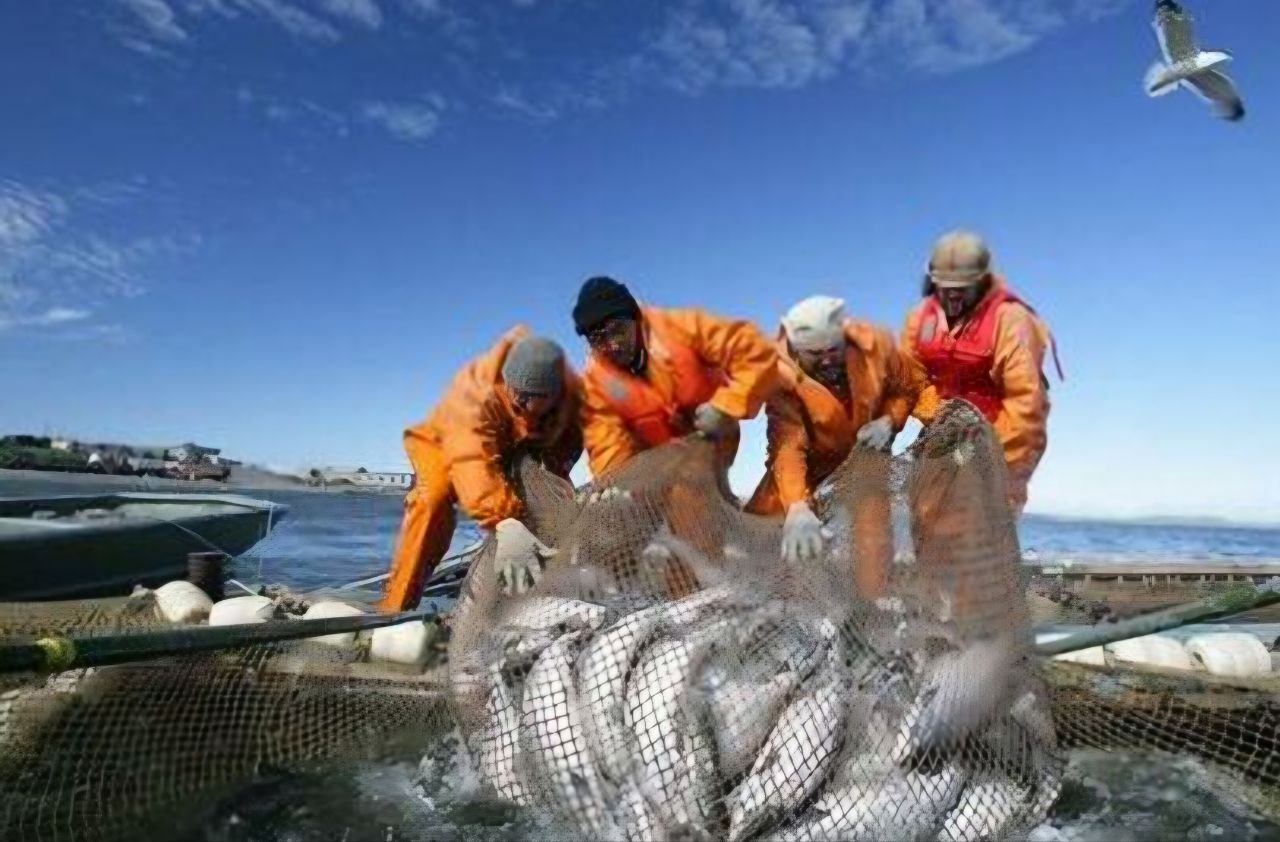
xmin=902 ymin=230 xmax=1059 ymax=514
xmin=380 ymin=329 xmax=582 ymax=611
xmin=747 ymin=295 xmax=936 ymax=597
xmin=573 ymin=276 xmax=781 ymax=478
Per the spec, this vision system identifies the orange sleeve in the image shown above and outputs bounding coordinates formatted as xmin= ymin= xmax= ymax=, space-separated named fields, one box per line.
xmin=763 ymin=389 xmax=812 ymax=510
xmin=674 ymin=309 xmax=781 ymax=420
xmin=581 ymin=369 xmax=641 ymax=479
xmin=900 ymin=304 xmax=941 ymax=425
xmin=438 ymin=371 xmax=523 ymax=529
xmin=990 ymin=304 xmax=1050 ymax=482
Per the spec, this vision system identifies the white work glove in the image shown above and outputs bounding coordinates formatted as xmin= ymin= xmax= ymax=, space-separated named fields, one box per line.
xmin=781 ymin=502 xmax=832 ymax=564
xmin=692 ymin=402 xmax=735 ymax=440
xmin=494 ymin=519 xmax=558 ymax=596
xmin=855 ymin=415 xmax=895 ymax=452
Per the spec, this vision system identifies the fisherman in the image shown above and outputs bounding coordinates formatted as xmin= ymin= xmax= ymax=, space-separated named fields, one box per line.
xmin=902 ymin=231 xmax=1060 ymax=514
xmin=380 ymin=329 xmax=582 ymax=612
xmin=573 ymin=275 xmax=781 ymax=477
xmin=746 ymin=295 xmax=936 ymax=597
xmin=572 ymin=275 xmax=780 ymax=594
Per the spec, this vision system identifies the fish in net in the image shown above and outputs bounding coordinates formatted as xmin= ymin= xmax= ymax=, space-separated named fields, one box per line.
xmin=2 ymin=398 xmax=1278 ymax=841
xmin=448 ymin=400 xmax=1062 ymax=841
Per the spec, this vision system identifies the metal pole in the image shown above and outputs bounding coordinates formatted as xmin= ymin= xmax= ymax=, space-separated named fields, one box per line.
xmin=0 ymin=608 xmax=438 ymax=674
xmin=1035 ymin=583 xmax=1280 ymax=658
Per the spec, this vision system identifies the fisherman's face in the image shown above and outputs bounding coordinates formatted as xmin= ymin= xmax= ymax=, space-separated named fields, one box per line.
xmin=793 ymin=341 xmax=846 ymax=385
xmin=935 ymin=282 xmax=984 ymax=322
xmin=509 ymin=388 xmax=556 ymax=421
xmin=587 ymin=316 xmax=641 ymax=369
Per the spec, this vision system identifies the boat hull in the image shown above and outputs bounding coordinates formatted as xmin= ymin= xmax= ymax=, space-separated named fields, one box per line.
xmin=0 ymin=493 xmax=288 ymax=601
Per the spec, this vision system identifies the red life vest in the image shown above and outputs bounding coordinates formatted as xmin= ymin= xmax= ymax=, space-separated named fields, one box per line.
xmin=588 ymin=320 xmax=723 ymax=448
xmin=913 ymin=286 xmax=1031 ymax=422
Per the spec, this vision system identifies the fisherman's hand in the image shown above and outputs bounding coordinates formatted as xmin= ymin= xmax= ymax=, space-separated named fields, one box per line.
xmin=781 ymin=502 xmax=832 ymax=564
xmin=855 ymin=415 xmax=895 ymax=452
xmin=494 ymin=519 xmax=558 ymax=596
xmin=693 ymin=402 xmax=735 ymax=440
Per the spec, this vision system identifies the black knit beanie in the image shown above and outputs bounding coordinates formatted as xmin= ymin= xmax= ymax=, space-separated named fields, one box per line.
xmin=573 ymin=276 xmax=639 ymax=335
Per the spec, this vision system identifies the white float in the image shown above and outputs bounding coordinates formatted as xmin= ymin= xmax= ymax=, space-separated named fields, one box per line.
xmin=370 ymin=621 xmax=434 ymax=667
xmin=153 ymin=581 xmax=214 ymax=624
xmin=1184 ymin=633 xmax=1272 ymax=678
xmin=1105 ymin=635 xmax=1194 ymax=671
xmin=301 ymin=601 xmax=366 ymax=648
xmin=208 ymin=595 xmax=275 ymax=626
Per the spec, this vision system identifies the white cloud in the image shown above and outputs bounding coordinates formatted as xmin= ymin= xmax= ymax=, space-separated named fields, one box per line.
xmin=0 ymin=180 xmax=192 ymax=339
xmin=399 ymin=0 xmax=443 ymax=14
xmin=492 ymin=87 xmax=563 ymax=122
xmin=361 ymin=97 xmax=445 ymax=142
xmin=230 ymin=0 xmax=342 ymax=40
xmin=0 ymin=183 xmax=66 ymax=246
xmin=647 ymin=0 xmax=1131 ymax=92
xmin=114 ymin=0 xmax=189 ymax=43
xmin=31 ymin=308 xmax=92 ymax=327
xmin=318 ymin=0 xmax=384 ymax=30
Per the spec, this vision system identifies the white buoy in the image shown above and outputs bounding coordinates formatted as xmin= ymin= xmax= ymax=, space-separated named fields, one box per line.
xmin=1184 ymin=633 xmax=1271 ymax=678
xmin=301 ymin=601 xmax=365 ymax=648
xmin=370 ymin=621 xmax=434 ymax=667
xmin=1105 ymin=635 xmax=1194 ymax=671
xmin=153 ymin=581 xmax=215 ymax=624
xmin=208 ymin=595 xmax=275 ymax=626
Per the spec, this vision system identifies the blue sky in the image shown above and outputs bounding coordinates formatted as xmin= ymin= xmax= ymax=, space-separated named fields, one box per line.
xmin=2 ymin=0 xmax=1277 ymax=523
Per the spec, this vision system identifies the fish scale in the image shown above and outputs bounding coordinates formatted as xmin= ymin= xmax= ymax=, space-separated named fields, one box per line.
xmin=728 ymin=675 xmax=849 ymax=842
xmin=624 ymin=620 xmax=733 ymax=836
xmin=578 ymin=586 xmax=731 ymax=784
xmin=519 ymin=629 xmax=621 ymax=839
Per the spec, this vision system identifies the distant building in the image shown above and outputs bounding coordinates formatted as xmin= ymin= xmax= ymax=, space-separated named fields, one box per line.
xmin=167 ymin=443 xmax=221 ymax=462
xmin=310 ymin=466 xmax=413 ymax=490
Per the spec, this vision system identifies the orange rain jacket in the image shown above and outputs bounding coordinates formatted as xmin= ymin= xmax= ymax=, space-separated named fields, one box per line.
xmin=902 ymin=277 xmax=1053 ymax=511
xmin=581 ymin=306 xmax=781 ymax=478
xmin=382 ymin=326 xmax=582 ymax=611
xmin=747 ymin=319 xmax=937 ymax=515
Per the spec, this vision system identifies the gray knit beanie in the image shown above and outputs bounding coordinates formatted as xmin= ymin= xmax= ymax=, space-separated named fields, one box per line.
xmin=502 ymin=336 xmax=565 ymax=396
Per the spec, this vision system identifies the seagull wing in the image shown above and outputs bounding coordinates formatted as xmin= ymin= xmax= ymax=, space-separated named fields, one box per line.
xmin=1183 ymin=69 xmax=1245 ymax=121
xmin=1155 ymin=4 xmax=1197 ymax=63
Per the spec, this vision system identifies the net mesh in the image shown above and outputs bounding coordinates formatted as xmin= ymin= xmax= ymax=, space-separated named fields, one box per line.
xmin=1 ymin=397 xmax=1278 ymax=841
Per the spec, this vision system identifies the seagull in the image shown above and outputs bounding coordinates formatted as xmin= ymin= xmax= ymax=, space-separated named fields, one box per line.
xmin=1145 ymin=0 xmax=1244 ymax=121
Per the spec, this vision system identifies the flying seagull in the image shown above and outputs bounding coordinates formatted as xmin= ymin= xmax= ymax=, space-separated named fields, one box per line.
xmin=1145 ymin=0 xmax=1244 ymax=121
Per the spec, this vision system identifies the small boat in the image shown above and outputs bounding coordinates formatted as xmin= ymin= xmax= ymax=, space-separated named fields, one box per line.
xmin=0 ymin=492 xmax=289 ymax=601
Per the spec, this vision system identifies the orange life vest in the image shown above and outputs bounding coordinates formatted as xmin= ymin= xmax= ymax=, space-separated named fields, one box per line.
xmin=589 ymin=323 xmax=723 ymax=447
xmin=913 ymin=287 xmax=1027 ymax=422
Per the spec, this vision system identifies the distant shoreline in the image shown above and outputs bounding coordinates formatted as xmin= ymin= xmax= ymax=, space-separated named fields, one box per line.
xmin=0 ymin=467 xmax=405 ymax=496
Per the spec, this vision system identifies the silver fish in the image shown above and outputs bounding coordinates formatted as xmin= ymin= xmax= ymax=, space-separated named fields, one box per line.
xmin=937 ymin=778 xmax=1034 ymax=842
xmin=770 ymin=763 xmax=967 ymax=842
xmin=704 ymin=626 xmax=827 ymax=781
xmin=497 ymin=595 xmax=610 ymax=634
xmin=892 ymin=637 xmax=1020 ymax=763
xmin=519 ymin=629 xmax=621 ymax=839
xmin=728 ymin=676 xmax=848 ymax=842
xmin=614 ymin=772 xmax=664 ymax=842
xmin=579 ymin=586 xmax=730 ymax=784
xmin=478 ymin=662 xmax=528 ymax=805
xmin=625 ymin=620 xmax=733 ymax=835
xmin=707 ymin=671 xmax=796 ymax=781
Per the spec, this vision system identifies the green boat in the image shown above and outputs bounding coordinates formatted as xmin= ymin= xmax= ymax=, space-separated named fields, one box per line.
xmin=0 ymin=492 xmax=289 ymax=601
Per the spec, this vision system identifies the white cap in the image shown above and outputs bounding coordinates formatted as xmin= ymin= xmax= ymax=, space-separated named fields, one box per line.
xmin=782 ymin=296 xmax=847 ymax=352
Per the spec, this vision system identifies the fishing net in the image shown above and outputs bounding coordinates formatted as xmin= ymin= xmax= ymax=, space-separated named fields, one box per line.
xmin=448 ymin=400 xmax=1060 ymax=841
xmin=2 ymin=397 xmax=1278 ymax=841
